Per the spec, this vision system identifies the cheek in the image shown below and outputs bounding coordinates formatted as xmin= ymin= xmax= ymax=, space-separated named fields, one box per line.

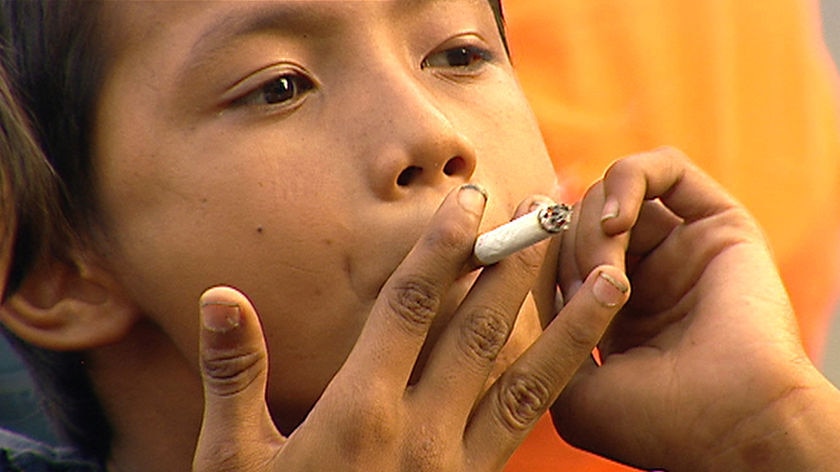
xmin=476 ymin=89 xmax=557 ymax=200
xmin=473 ymin=74 xmax=554 ymax=164
xmin=103 ymin=196 xmax=374 ymax=417
xmin=95 ymin=138 xmax=372 ymax=401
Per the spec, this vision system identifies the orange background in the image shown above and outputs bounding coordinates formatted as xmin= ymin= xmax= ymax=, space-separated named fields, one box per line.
xmin=502 ymin=1 xmax=840 ymax=470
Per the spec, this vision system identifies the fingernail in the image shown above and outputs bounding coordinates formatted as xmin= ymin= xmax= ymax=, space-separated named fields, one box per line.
xmin=458 ymin=183 xmax=488 ymax=215
xmin=201 ymin=300 xmax=241 ymax=333
xmin=593 ymin=271 xmax=629 ymax=308
xmin=601 ymin=197 xmax=620 ymax=223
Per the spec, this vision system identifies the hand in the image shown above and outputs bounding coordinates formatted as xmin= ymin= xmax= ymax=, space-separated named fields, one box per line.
xmin=551 ymin=148 xmax=840 ymax=471
xmin=191 ymin=184 xmax=631 ymax=471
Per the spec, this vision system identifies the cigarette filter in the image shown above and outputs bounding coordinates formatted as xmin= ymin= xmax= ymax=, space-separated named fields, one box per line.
xmin=473 ymin=203 xmax=573 ymax=265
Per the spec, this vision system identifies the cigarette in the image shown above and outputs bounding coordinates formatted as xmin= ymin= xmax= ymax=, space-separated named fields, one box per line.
xmin=473 ymin=202 xmax=573 ymax=266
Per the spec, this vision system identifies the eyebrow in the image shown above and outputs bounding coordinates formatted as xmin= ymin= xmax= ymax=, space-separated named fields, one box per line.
xmin=180 ymin=2 xmax=346 ymax=84
xmin=178 ymin=0 xmax=477 ymax=84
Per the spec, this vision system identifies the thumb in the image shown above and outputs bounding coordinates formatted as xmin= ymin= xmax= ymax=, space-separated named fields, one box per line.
xmin=194 ymin=286 xmax=283 ymax=471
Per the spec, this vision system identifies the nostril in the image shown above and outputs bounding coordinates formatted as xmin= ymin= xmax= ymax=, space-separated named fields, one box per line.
xmin=396 ymin=157 xmax=468 ymax=187
xmin=443 ymin=156 xmax=466 ymax=176
xmin=397 ymin=166 xmax=423 ymax=186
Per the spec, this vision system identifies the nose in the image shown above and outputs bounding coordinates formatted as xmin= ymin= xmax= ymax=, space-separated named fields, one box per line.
xmin=395 ymin=153 xmax=472 ymax=189
xmin=350 ymin=71 xmax=478 ymax=200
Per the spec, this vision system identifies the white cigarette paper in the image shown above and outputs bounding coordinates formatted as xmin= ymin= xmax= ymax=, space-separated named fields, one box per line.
xmin=473 ymin=203 xmax=572 ymax=266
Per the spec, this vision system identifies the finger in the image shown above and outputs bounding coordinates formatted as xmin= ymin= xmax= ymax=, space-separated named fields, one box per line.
xmin=533 ymin=234 xmax=562 ymax=328
xmin=550 ymin=353 xmax=651 ymax=468
xmin=194 ymin=286 xmax=283 ymax=471
xmin=464 ymin=265 xmax=630 ymax=468
xmin=625 ymin=200 xmax=682 ymax=258
xmin=528 ymin=186 xmax=568 ymax=327
xmin=566 ymin=181 xmax=681 ymax=288
xmin=624 ymin=205 xmax=759 ymax=320
xmin=341 ymin=184 xmax=486 ymax=390
xmin=555 ymin=201 xmax=584 ymax=301
xmin=414 ymin=196 xmax=553 ymax=422
xmin=600 ymin=147 xmax=739 ymax=236
xmin=572 ymin=181 xmax=629 ymax=277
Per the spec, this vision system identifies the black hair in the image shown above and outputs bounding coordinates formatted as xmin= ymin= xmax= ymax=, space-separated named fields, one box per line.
xmin=0 ymin=0 xmax=113 ymax=462
xmin=0 ymin=0 xmax=506 ymax=463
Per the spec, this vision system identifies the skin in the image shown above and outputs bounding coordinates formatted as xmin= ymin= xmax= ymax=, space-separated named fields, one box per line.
xmin=93 ymin=0 xmax=552 ymax=392
xmin=12 ymin=1 xmax=567 ymax=470
xmin=189 ymin=148 xmax=840 ymax=472
xmin=4 ymin=1 xmax=839 ymax=471
xmin=552 ymin=149 xmax=840 ymax=471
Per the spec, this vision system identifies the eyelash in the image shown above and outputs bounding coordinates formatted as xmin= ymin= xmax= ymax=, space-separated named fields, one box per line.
xmin=421 ymin=44 xmax=494 ymax=73
xmin=232 ymin=71 xmax=315 ymax=109
xmin=227 ymin=42 xmax=492 ymax=112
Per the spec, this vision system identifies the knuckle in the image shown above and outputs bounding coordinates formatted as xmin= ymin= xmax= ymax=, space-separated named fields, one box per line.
xmin=424 ymin=216 xmax=473 ymax=255
xmin=401 ymin=432 xmax=449 ymax=472
xmin=334 ymin=385 xmax=401 ymax=458
xmin=604 ymin=155 xmax=632 ymax=180
xmin=557 ymin=316 xmax=599 ymax=354
xmin=509 ymin=238 xmax=547 ymax=274
xmin=652 ymin=146 xmax=690 ymax=181
xmin=494 ymin=371 xmax=553 ymax=433
xmin=722 ymin=206 xmax=761 ymax=234
xmin=459 ymin=306 xmax=511 ymax=365
xmin=387 ymin=276 xmax=441 ymax=335
xmin=200 ymin=347 xmax=265 ymax=397
xmin=652 ymin=145 xmax=689 ymax=162
xmin=694 ymin=207 xmax=765 ymax=254
xmin=193 ymin=442 xmax=243 ymax=472
xmin=582 ymin=180 xmax=604 ymax=201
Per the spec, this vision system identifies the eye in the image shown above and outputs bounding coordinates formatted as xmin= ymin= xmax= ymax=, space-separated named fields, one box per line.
xmin=233 ymin=72 xmax=315 ymax=108
xmin=421 ymin=44 xmax=493 ymax=72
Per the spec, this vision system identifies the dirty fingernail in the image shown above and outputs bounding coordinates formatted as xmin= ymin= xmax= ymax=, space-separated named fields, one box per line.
xmin=458 ymin=183 xmax=488 ymax=215
xmin=201 ymin=301 xmax=241 ymax=333
xmin=593 ymin=271 xmax=629 ymax=308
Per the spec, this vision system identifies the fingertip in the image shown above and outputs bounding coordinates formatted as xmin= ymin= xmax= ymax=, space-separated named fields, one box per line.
xmin=457 ymin=183 xmax=489 ymax=216
xmin=600 ymin=197 xmax=620 ymax=223
xmin=601 ymin=157 xmax=648 ymax=235
xmin=197 ymin=285 xmax=270 ymax=400
xmin=200 ymin=286 xmax=247 ymax=333
xmin=197 ymin=286 xmax=265 ymax=356
xmin=200 ymin=285 xmax=247 ymax=306
xmin=589 ymin=266 xmax=630 ymax=309
xmin=599 ymin=196 xmax=633 ymax=237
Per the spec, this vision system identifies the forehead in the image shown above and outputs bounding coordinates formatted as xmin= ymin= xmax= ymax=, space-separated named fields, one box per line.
xmin=101 ymin=0 xmax=494 ymax=48
xmin=98 ymin=0 xmax=497 ymax=90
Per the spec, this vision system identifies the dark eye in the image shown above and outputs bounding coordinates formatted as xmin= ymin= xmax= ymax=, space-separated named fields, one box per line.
xmin=235 ymin=73 xmax=315 ymax=107
xmin=422 ymin=45 xmax=492 ymax=71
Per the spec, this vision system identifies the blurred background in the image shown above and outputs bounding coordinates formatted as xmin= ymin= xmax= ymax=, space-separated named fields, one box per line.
xmin=818 ymin=0 xmax=840 ymax=385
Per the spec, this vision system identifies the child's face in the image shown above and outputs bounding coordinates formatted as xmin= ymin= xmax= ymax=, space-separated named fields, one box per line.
xmin=93 ymin=0 xmax=555 ymax=426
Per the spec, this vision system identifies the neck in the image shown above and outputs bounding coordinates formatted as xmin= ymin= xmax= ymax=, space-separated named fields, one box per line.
xmin=87 ymin=320 xmax=203 ymax=472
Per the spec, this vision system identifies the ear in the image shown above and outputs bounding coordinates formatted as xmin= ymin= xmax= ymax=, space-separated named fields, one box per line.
xmin=0 ymin=251 xmax=141 ymax=351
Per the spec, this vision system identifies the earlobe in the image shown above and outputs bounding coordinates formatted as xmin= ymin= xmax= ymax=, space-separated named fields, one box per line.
xmin=0 ymin=252 xmax=140 ymax=351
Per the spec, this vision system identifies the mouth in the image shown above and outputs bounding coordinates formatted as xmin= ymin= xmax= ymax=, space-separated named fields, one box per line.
xmin=359 ymin=195 xmax=562 ymax=383
xmin=405 ymin=203 xmax=569 ymax=387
